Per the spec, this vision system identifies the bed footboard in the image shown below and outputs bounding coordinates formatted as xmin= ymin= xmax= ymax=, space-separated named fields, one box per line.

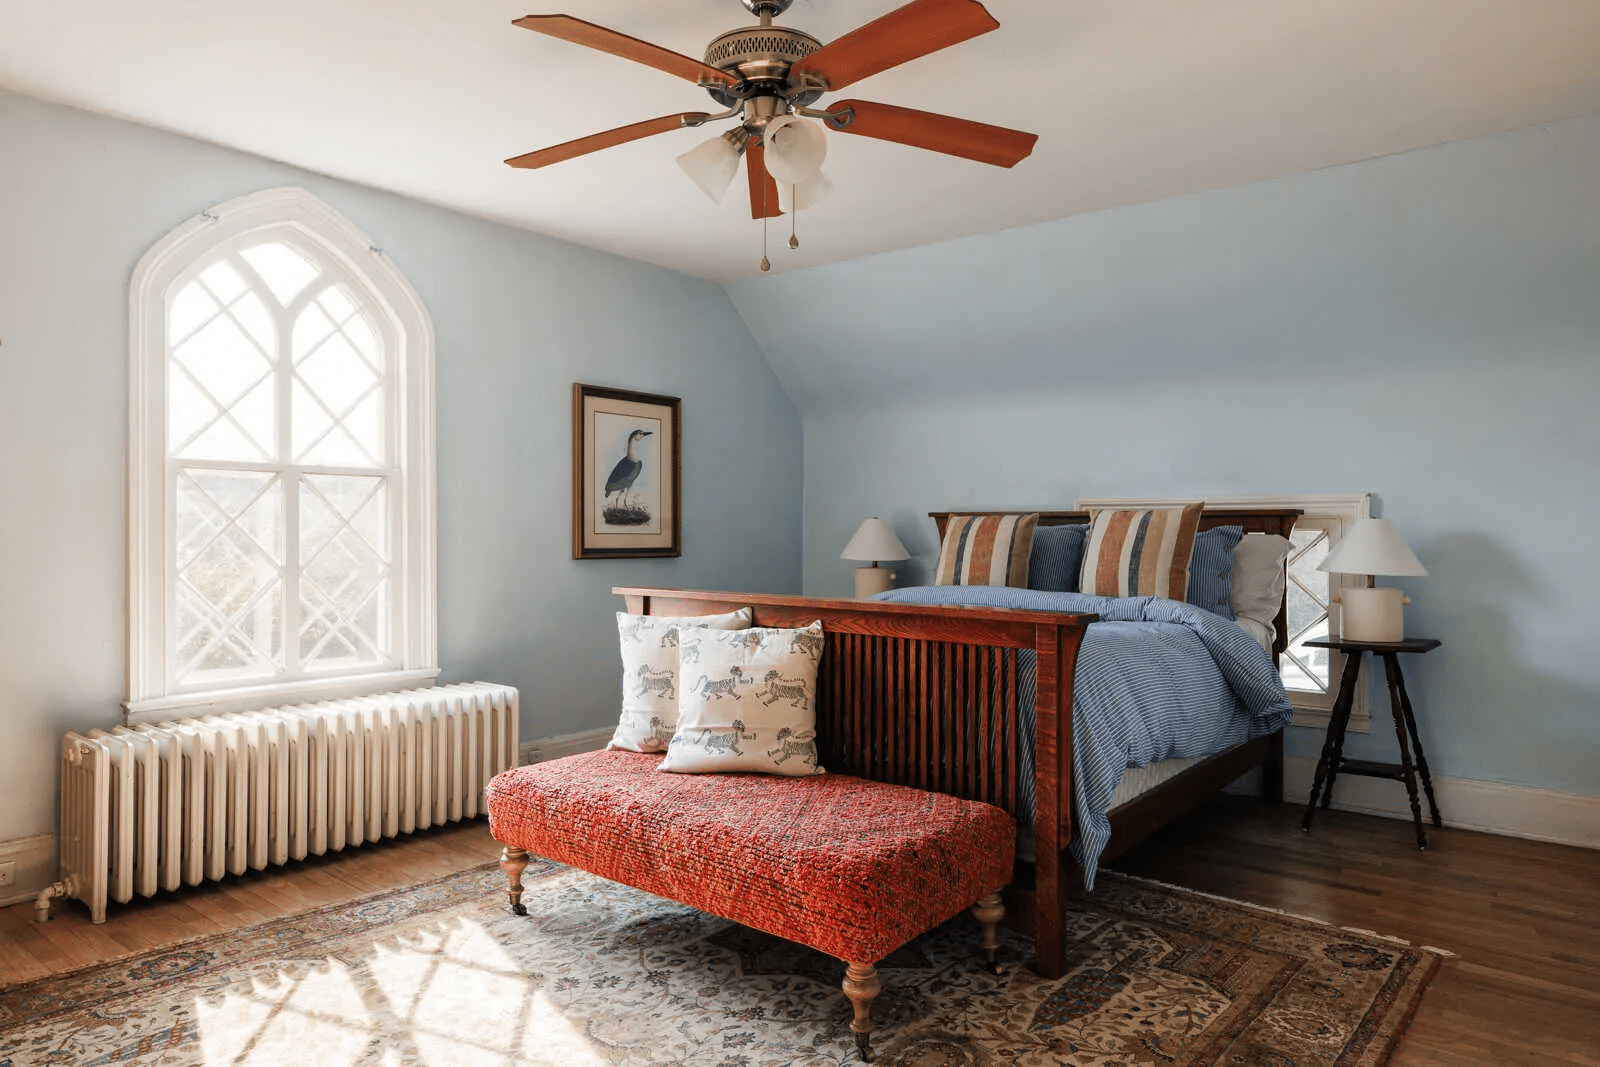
xmin=616 ymin=586 xmax=1094 ymax=978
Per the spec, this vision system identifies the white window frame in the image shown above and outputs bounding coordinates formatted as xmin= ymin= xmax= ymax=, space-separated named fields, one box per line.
xmin=128 ymin=187 xmax=437 ymax=723
xmin=1075 ymin=493 xmax=1372 ymax=732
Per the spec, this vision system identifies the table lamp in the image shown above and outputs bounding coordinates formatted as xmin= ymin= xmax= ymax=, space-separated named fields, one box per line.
xmin=1317 ymin=517 xmax=1427 ymax=642
xmin=842 ymin=517 xmax=910 ymax=599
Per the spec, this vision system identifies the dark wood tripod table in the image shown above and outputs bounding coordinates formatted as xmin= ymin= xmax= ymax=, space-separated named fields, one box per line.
xmin=1301 ymin=636 xmax=1443 ymax=848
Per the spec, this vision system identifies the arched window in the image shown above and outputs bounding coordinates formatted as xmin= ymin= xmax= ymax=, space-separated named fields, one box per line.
xmin=128 ymin=188 xmax=435 ymax=720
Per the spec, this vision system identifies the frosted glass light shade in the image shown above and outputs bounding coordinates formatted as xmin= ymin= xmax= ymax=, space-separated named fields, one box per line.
xmin=777 ymin=171 xmax=834 ymax=213
xmin=763 ymin=115 xmax=827 ymax=185
xmin=842 ymin=517 xmax=909 ymax=562
xmin=1317 ymin=518 xmax=1427 ymax=577
xmin=677 ymin=133 xmax=743 ymax=203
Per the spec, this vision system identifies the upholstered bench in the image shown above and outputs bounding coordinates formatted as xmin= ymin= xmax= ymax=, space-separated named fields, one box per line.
xmin=485 ymin=749 xmax=1015 ymax=1061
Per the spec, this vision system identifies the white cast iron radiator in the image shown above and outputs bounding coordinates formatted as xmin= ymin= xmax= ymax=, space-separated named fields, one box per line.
xmin=41 ymin=682 xmax=518 ymax=924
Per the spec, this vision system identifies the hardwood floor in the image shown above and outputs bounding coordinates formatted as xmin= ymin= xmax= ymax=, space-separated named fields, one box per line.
xmin=1111 ymin=796 xmax=1600 ymax=1067
xmin=3 ymin=802 xmax=1596 ymax=1065
xmin=0 ymin=819 xmax=502 ymax=987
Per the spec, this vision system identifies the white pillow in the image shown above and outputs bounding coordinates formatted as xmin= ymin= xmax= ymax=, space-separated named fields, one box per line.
xmin=608 ymin=608 xmax=753 ymax=753
xmin=660 ymin=621 xmax=825 ymax=776
xmin=1230 ymin=534 xmax=1292 ymax=635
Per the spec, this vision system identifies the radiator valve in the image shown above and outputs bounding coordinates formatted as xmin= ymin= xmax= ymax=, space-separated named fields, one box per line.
xmin=34 ymin=881 xmax=66 ymax=923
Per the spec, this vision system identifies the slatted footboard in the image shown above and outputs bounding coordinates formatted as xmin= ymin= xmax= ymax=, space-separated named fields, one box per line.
xmin=616 ymin=586 xmax=1094 ymax=979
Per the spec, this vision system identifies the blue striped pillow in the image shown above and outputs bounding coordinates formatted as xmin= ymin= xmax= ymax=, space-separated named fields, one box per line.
xmin=1027 ymin=524 xmax=1089 ymax=592
xmin=1186 ymin=526 xmax=1244 ymax=619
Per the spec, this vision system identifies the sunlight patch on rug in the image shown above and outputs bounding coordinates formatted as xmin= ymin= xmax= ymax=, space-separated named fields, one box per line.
xmin=0 ymin=861 xmax=1443 ymax=1066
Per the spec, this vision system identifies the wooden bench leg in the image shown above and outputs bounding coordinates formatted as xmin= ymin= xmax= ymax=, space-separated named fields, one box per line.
xmin=973 ymin=890 xmax=1005 ymax=974
xmin=842 ymin=961 xmax=881 ymax=1062
xmin=499 ymin=845 xmax=530 ymax=916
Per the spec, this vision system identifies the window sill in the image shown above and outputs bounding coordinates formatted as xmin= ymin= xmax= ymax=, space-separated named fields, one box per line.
xmin=124 ymin=667 xmax=442 ymax=726
xmin=1289 ymin=705 xmax=1370 ymax=734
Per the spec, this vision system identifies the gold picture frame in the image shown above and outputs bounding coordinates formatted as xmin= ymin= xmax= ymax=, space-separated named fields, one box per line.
xmin=572 ymin=383 xmax=682 ymax=559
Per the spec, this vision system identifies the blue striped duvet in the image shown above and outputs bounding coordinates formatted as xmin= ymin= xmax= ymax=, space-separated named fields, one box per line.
xmin=873 ymin=585 xmax=1294 ymax=889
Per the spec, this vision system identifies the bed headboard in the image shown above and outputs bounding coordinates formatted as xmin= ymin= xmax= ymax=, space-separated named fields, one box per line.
xmin=926 ymin=507 xmax=1304 ymax=659
xmin=929 ymin=508 xmax=1301 ymax=541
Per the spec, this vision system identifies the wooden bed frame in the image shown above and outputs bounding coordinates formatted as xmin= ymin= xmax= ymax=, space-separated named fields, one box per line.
xmin=614 ymin=505 xmax=1300 ymax=980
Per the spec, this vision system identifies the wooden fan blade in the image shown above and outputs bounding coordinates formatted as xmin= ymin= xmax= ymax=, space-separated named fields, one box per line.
xmin=790 ymin=0 xmax=998 ymax=91
xmin=505 ymin=112 xmax=709 ymax=170
xmin=513 ymin=15 xmax=735 ymax=87
xmin=824 ymin=99 xmax=1037 ymax=168
xmin=745 ymin=142 xmax=783 ymax=220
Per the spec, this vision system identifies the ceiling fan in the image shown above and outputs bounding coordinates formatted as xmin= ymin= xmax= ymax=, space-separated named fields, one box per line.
xmin=505 ymin=0 xmax=1038 ymax=266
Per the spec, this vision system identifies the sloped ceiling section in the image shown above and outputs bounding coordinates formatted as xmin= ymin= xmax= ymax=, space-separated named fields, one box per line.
xmin=726 ymin=113 xmax=1600 ymax=415
xmin=2 ymin=1 xmax=1598 ymax=283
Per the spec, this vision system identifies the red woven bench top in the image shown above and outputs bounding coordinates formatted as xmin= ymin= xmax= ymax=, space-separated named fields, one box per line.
xmin=486 ymin=749 xmax=1015 ymax=963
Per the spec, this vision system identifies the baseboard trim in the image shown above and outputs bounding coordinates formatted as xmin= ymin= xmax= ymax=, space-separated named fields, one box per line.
xmin=0 ymin=834 xmax=57 ymax=908
xmin=518 ymin=727 xmax=613 ymax=767
xmin=1231 ymin=758 xmax=1599 ymax=850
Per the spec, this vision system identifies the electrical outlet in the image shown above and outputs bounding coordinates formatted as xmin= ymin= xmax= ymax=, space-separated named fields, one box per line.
xmin=0 ymin=860 xmax=15 ymax=887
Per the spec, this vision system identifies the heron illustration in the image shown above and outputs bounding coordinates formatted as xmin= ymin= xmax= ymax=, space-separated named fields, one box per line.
xmin=604 ymin=428 xmax=653 ymax=518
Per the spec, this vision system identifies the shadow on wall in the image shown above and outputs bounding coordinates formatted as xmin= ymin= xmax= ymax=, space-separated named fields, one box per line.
xmin=1403 ymin=532 xmax=1600 ymax=788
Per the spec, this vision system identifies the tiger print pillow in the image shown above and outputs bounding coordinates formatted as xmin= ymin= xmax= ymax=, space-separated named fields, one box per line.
xmin=660 ymin=621 xmax=825 ymax=777
xmin=608 ymin=608 xmax=753 ymax=754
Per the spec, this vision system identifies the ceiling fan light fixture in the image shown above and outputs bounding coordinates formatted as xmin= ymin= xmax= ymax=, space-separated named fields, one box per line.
xmin=762 ymin=115 xmax=828 ymax=186
xmin=777 ymin=170 xmax=834 ymax=214
xmin=676 ymin=128 xmax=748 ymax=203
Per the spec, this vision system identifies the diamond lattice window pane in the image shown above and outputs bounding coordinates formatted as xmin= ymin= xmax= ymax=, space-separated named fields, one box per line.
xmin=174 ymin=469 xmax=284 ymax=684
xmin=298 ymin=330 xmax=376 ymax=416
xmin=169 ymin=283 xmax=276 ymax=461
xmin=169 ymin=280 xmax=220 ymax=348
xmin=167 ymin=367 xmax=221 ymax=456
xmin=299 ymin=474 xmax=390 ymax=671
xmin=198 ymin=260 xmax=249 ymax=303
xmin=300 ymin=423 xmax=379 ymax=468
xmin=1283 ymin=527 xmax=1332 ymax=693
xmin=240 ymin=242 xmax=320 ymax=306
xmin=342 ymin=311 xmax=378 ymax=361
xmin=292 ymin=301 xmax=338 ymax=364
xmin=291 ymin=289 xmax=385 ymax=468
xmin=337 ymin=392 xmax=383 ymax=463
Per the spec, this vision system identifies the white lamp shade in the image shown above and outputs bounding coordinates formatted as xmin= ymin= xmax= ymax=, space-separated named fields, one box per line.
xmin=676 ymin=134 xmax=743 ymax=203
xmin=842 ymin=517 xmax=910 ymax=562
xmin=777 ymin=171 xmax=834 ymax=213
xmin=1317 ymin=518 xmax=1427 ymax=577
xmin=762 ymin=115 xmax=827 ymax=185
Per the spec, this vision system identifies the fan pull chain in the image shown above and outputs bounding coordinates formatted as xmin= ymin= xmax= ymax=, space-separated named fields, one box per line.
xmin=760 ymin=170 xmax=772 ymax=272
xmin=789 ymin=188 xmax=800 ymax=250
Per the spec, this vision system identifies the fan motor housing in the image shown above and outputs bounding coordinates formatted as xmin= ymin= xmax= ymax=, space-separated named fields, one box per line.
xmin=703 ymin=25 xmax=824 ymax=107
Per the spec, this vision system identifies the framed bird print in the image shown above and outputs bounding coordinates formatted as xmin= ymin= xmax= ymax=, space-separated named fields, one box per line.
xmin=572 ymin=383 xmax=682 ymax=559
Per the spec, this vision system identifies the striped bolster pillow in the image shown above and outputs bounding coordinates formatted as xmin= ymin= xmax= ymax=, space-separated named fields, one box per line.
xmin=933 ymin=513 xmax=1039 ymax=587
xmin=1081 ymin=502 xmax=1205 ymax=600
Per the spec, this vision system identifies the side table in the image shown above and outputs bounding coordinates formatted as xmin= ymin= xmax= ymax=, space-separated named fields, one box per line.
xmin=1301 ymin=636 xmax=1443 ymax=848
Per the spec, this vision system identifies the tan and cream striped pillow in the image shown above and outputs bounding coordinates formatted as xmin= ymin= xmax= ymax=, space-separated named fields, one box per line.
xmin=1081 ymin=502 xmax=1205 ymax=600
xmin=933 ymin=513 xmax=1039 ymax=587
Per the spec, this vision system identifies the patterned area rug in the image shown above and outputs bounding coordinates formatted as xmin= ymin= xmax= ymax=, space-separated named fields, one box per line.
xmin=0 ymin=862 xmax=1443 ymax=1066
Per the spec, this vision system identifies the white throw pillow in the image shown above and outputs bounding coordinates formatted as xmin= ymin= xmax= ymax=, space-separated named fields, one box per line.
xmin=660 ymin=621 xmax=825 ymax=776
xmin=608 ymin=608 xmax=753 ymax=753
xmin=1230 ymin=534 xmax=1292 ymax=635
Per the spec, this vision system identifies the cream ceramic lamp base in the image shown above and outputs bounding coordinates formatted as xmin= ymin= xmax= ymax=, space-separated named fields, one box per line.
xmin=854 ymin=566 xmax=896 ymax=599
xmin=1337 ymin=586 xmax=1409 ymax=643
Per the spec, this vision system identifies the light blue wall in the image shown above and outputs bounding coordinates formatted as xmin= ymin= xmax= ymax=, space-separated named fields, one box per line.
xmin=729 ymin=113 xmax=1600 ymax=798
xmin=0 ymin=87 xmax=802 ymax=845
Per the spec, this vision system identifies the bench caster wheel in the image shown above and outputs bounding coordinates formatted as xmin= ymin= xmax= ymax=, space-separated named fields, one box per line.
xmin=500 ymin=845 xmax=532 ymax=919
xmin=843 ymin=962 xmax=880 ymax=1063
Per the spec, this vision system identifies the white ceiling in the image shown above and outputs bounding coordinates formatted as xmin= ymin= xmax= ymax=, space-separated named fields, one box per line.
xmin=4 ymin=1 xmax=1599 ymax=283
